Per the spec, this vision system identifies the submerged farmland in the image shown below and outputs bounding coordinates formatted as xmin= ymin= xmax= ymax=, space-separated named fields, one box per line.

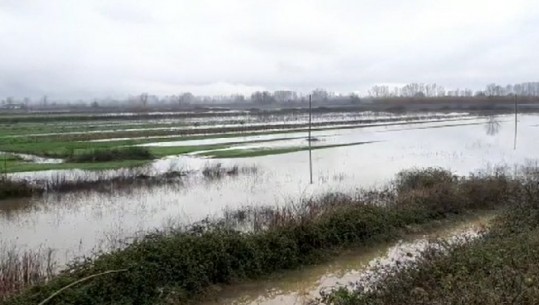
xmin=1 ymin=108 xmax=539 ymax=304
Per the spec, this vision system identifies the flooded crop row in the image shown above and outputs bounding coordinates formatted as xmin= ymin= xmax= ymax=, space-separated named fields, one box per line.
xmin=3 ymin=111 xmax=470 ymax=140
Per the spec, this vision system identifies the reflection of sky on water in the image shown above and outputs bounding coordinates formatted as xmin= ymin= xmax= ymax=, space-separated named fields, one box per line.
xmin=0 ymin=114 xmax=537 ymax=267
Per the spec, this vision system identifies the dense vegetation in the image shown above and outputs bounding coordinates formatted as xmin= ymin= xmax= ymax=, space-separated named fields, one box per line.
xmin=66 ymin=147 xmax=154 ymax=163
xmin=4 ymin=168 xmax=516 ymax=305
xmin=318 ymin=171 xmax=539 ymax=305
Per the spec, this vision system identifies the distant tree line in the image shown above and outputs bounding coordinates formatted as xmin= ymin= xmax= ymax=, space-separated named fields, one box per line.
xmin=2 ymin=82 xmax=538 ymax=109
xmin=367 ymin=82 xmax=539 ymax=98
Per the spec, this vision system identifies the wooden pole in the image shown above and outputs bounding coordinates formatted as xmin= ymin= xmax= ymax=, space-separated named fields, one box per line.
xmin=514 ymin=95 xmax=518 ymax=150
xmin=308 ymin=94 xmax=313 ymax=184
xmin=3 ymin=155 xmax=6 ymax=179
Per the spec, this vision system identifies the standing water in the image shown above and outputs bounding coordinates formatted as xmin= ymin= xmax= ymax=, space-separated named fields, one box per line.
xmin=0 ymin=114 xmax=537 ymax=266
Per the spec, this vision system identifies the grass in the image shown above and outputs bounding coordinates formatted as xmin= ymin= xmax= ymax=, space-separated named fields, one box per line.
xmin=0 ymin=130 xmax=307 ymax=158
xmin=0 ymin=111 xmax=477 ymax=175
xmin=198 ymin=141 xmax=376 ymax=158
xmin=0 ymin=159 xmax=151 ymax=173
xmin=0 ymin=122 xmax=195 ymax=137
xmin=0 ymin=246 xmax=55 ymax=302
xmin=148 ymin=144 xmax=229 ymax=158
xmin=0 ymin=139 xmax=139 ymax=159
xmin=0 ymin=133 xmax=373 ymax=173
xmin=3 ymin=168 xmax=518 ymax=305
xmin=0 ymin=128 xmax=305 ymax=160
xmin=317 ymin=171 xmax=539 ymax=305
xmin=0 ymin=114 xmax=472 ymax=158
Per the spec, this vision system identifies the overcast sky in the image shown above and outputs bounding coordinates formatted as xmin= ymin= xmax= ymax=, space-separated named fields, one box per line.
xmin=1 ymin=0 xmax=538 ymax=99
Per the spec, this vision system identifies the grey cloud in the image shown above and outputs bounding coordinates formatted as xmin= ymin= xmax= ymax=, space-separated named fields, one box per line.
xmin=0 ymin=0 xmax=538 ymax=99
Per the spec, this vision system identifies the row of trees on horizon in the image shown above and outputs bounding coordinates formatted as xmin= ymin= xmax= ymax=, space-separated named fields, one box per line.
xmin=1 ymin=82 xmax=538 ymax=109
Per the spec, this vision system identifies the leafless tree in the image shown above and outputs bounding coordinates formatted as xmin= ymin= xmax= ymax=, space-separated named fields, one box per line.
xmin=179 ymin=92 xmax=195 ymax=105
xmin=251 ymin=91 xmax=275 ymax=104
xmin=311 ymin=88 xmax=330 ymax=101
xmin=273 ymin=90 xmax=298 ymax=103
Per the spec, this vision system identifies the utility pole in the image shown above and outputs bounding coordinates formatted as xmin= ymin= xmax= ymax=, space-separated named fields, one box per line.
xmin=308 ymin=94 xmax=313 ymax=184
xmin=514 ymin=95 xmax=518 ymax=150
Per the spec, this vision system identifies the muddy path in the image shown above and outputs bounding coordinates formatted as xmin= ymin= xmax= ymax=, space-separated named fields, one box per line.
xmin=200 ymin=211 xmax=496 ymax=305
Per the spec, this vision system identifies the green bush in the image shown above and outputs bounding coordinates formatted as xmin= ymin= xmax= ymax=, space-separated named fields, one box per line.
xmin=318 ymin=176 xmax=539 ymax=305
xmin=67 ymin=146 xmax=154 ymax=163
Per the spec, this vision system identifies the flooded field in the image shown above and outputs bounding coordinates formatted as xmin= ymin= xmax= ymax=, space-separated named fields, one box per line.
xmin=1 ymin=112 xmax=538 ymax=268
xmin=0 ymin=111 xmax=469 ymax=139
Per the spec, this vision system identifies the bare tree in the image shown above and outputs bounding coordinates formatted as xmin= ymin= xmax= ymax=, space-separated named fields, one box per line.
xmin=179 ymin=92 xmax=195 ymax=105
xmin=485 ymin=83 xmax=500 ymax=96
xmin=251 ymin=91 xmax=275 ymax=104
xmin=230 ymin=94 xmax=245 ymax=103
xmin=273 ymin=90 xmax=297 ymax=103
xmin=139 ymin=93 xmax=148 ymax=107
xmin=436 ymin=86 xmax=446 ymax=97
xmin=349 ymin=93 xmax=361 ymax=104
xmin=369 ymin=85 xmax=390 ymax=98
xmin=311 ymin=88 xmax=329 ymax=101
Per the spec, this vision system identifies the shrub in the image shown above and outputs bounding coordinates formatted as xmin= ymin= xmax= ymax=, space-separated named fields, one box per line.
xmin=67 ymin=147 xmax=153 ymax=163
xmin=394 ymin=167 xmax=455 ymax=194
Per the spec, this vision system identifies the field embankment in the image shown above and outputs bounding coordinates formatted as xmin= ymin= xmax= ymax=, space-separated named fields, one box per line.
xmin=318 ymin=171 xmax=539 ymax=305
xmin=2 ymin=168 xmax=520 ymax=304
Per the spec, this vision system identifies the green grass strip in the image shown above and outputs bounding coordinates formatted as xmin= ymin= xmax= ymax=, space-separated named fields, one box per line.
xmin=0 ymin=160 xmax=151 ymax=173
xmin=198 ymin=141 xmax=377 ymax=158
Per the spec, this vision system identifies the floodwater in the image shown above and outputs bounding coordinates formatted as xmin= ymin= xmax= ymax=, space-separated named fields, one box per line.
xmin=5 ymin=111 xmax=468 ymax=140
xmin=0 ymin=152 xmax=63 ymax=164
xmin=200 ymin=213 xmax=494 ymax=305
xmin=0 ymin=113 xmax=538 ymax=267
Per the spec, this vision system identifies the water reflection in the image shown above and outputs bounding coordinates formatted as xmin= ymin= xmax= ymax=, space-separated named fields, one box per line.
xmin=1 ymin=114 xmax=538 ymax=269
xmin=485 ymin=116 xmax=501 ymax=136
